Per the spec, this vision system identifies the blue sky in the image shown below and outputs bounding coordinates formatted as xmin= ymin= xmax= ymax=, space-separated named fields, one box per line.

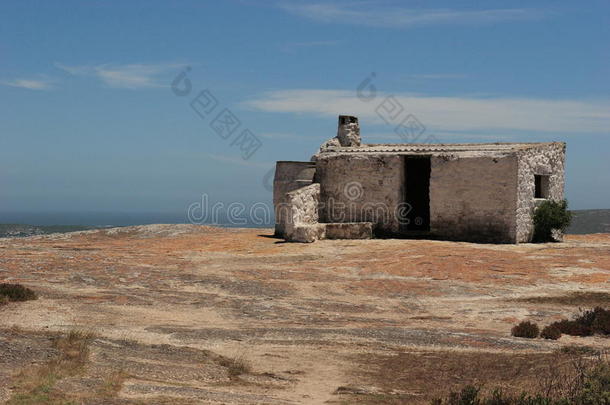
xmin=1 ymin=0 xmax=609 ymax=222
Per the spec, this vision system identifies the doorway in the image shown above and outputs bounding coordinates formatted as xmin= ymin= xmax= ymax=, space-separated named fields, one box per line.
xmin=403 ymin=156 xmax=431 ymax=232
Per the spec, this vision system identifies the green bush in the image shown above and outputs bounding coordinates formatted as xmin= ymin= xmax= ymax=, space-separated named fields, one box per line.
xmin=0 ymin=283 xmax=37 ymax=302
xmin=532 ymin=200 xmax=572 ymax=243
xmin=511 ymin=321 xmax=540 ymax=339
xmin=540 ymin=325 xmax=562 ymax=340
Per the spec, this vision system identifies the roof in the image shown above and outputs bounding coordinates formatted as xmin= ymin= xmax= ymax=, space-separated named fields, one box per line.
xmin=318 ymin=142 xmax=564 ymax=157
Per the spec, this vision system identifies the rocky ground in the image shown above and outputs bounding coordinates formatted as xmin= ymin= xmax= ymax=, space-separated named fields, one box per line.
xmin=0 ymin=225 xmax=608 ymax=404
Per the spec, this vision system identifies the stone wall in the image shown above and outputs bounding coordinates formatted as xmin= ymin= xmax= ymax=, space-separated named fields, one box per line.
xmin=515 ymin=143 xmax=566 ymax=242
xmin=316 ymin=152 xmax=524 ymax=242
xmin=315 ymin=154 xmax=403 ymax=234
xmin=283 ymin=183 xmax=325 ymax=243
xmin=273 ymin=161 xmax=316 ymax=237
xmin=430 ymin=154 xmax=519 ymax=243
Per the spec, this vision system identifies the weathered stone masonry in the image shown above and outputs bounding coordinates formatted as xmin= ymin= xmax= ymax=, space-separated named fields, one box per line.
xmin=516 ymin=143 xmax=566 ymax=242
xmin=274 ymin=115 xmax=566 ymax=243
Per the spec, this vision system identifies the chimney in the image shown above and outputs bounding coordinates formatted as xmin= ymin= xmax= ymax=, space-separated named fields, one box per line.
xmin=337 ymin=115 xmax=361 ymax=147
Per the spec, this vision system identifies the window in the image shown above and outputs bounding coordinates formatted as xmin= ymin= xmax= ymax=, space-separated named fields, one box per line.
xmin=534 ymin=175 xmax=550 ymax=199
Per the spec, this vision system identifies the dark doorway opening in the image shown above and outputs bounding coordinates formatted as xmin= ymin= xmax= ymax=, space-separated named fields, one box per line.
xmin=402 ymin=156 xmax=431 ymax=232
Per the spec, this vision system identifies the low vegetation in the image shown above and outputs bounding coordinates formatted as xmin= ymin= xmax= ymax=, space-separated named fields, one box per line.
xmin=96 ymin=370 xmax=128 ymax=399
xmin=352 ymin=349 xmax=610 ymax=405
xmin=4 ymin=329 xmax=256 ymax=404
xmin=7 ymin=330 xmax=96 ymax=405
xmin=218 ymin=354 xmax=252 ymax=379
xmin=559 ymin=345 xmax=600 ymax=356
xmin=518 ymin=292 xmax=610 ymax=307
xmin=540 ymin=325 xmax=562 ymax=340
xmin=0 ymin=283 xmax=37 ymax=303
xmin=432 ymin=352 xmax=610 ymax=405
xmin=549 ymin=307 xmax=610 ymax=337
xmin=511 ymin=321 xmax=540 ymax=338
xmin=512 ymin=308 xmax=610 ymax=341
xmin=533 ymin=200 xmax=572 ymax=242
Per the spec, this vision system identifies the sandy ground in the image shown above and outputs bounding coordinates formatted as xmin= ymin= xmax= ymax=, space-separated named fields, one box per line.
xmin=0 ymin=225 xmax=608 ymax=404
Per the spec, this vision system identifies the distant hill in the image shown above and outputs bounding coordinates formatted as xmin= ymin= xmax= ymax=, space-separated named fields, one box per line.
xmin=567 ymin=209 xmax=610 ymax=234
xmin=0 ymin=224 xmax=97 ymax=238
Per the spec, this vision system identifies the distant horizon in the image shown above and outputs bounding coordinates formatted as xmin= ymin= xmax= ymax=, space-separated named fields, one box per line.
xmin=0 ymin=207 xmax=608 ymax=228
xmin=0 ymin=210 xmax=274 ymax=227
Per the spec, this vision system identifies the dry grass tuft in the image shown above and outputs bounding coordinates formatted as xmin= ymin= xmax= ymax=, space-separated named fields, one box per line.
xmin=52 ymin=330 xmax=96 ymax=367
xmin=218 ymin=354 xmax=252 ymax=379
xmin=7 ymin=329 xmax=96 ymax=405
xmin=96 ymin=369 xmax=128 ymax=399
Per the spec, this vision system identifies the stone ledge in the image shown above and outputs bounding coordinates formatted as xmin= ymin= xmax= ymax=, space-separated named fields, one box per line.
xmin=287 ymin=222 xmax=373 ymax=242
xmin=324 ymin=222 xmax=373 ymax=240
xmin=289 ymin=224 xmax=326 ymax=243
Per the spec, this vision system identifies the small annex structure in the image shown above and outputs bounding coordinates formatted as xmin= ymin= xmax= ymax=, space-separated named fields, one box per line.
xmin=273 ymin=115 xmax=566 ymax=243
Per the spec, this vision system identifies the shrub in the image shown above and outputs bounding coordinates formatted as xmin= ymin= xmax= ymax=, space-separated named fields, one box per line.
xmin=532 ymin=200 xmax=572 ymax=243
xmin=549 ymin=307 xmax=610 ymax=337
xmin=550 ymin=319 xmax=590 ymax=337
xmin=541 ymin=325 xmax=562 ymax=340
xmin=590 ymin=308 xmax=610 ymax=335
xmin=0 ymin=283 xmax=37 ymax=302
xmin=511 ymin=321 xmax=540 ymax=339
xmin=577 ymin=307 xmax=610 ymax=335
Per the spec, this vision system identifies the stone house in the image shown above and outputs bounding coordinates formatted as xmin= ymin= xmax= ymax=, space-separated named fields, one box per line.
xmin=273 ymin=116 xmax=565 ymax=243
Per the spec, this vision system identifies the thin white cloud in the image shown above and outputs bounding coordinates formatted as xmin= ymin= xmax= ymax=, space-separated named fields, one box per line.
xmin=204 ymin=153 xmax=272 ymax=169
xmin=53 ymin=63 xmax=89 ymax=76
xmin=366 ymin=131 xmax=530 ymax=142
xmin=244 ymin=89 xmax=610 ymax=134
xmin=279 ymin=2 xmax=542 ymax=28
xmin=55 ymin=62 xmax=183 ymax=89
xmin=0 ymin=78 xmax=55 ymax=90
